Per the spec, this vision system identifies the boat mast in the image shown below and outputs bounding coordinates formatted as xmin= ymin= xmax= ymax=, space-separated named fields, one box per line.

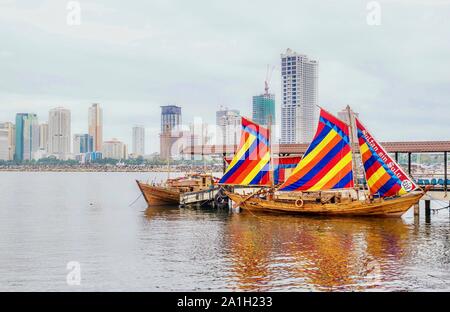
xmin=268 ymin=114 xmax=274 ymax=187
xmin=346 ymin=105 xmax=359 ymax=191
xmin=164 ymin=123 xmax=171 ymax=181
xmin=167 ymin=154 xmax=170 ymax=180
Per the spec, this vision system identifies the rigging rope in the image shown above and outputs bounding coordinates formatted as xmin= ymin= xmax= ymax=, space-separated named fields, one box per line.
xmin=424 ymin=193 xmax=450 ymax=212
xmin=128 ymin=193 xmax=143 ymax=207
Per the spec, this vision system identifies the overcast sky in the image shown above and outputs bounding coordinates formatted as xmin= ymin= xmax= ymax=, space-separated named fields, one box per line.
xmin=0 ymin=0 xmax=449 ymax=153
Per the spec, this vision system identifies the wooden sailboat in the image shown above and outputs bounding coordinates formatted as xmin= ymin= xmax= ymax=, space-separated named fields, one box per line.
xmin=136 ymin=180 xmax=181 ymax=205
xmin=226 ymin=190 xmax=424 ymax=217
xmin=222 ymin=107 xmax=426 ymax=217
xmin=136 ymin=173 xmax=217 ymax=206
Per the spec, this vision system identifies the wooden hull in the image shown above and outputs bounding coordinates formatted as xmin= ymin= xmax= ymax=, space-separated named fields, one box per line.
xmin=136 ymin=181 xmax=180 ymax=206
xmin=226 ymin=191 xmax=425 ymax=218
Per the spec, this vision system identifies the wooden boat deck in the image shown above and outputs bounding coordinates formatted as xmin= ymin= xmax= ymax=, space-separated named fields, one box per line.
xmin=226 ymin=191 xmax=425 ymax=217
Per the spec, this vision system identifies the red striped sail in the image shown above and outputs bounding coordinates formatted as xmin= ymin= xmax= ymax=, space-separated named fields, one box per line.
xmin=356 ymin=118 xmax=418 ymax=197
xmin=219 ymin=117 xmax=271 ymax=185
xmin=225 ymin=155 xmax=301 ymax=185
xmin=279 ymin=109 xmax=354 ymax=191
xmin=273 ymin=156 xmax=302 ymax=185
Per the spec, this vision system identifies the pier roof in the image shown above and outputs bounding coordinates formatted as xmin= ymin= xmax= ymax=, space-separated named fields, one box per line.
xmin=183 ymin=141 xmax=450 ymax=155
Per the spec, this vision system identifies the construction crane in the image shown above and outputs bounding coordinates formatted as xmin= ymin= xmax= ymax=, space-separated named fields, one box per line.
xmin=265 ymin=64 xmax=275 ymax=95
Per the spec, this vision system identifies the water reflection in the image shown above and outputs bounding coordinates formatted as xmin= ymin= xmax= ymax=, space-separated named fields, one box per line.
xmin=144 ymin=205 xmax=180 ymax=220
xmin=140 ymin=204 xmax=450 ymax=291
xmin=223 ymin=212 xmax=411 ymax=291
xmin=143 ymin=205 xmax=229 ymax=221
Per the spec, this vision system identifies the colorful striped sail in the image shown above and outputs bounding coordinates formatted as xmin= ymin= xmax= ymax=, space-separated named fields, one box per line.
xmin=273 ymin=156 xmax=302 ymax=185
xmin=279 ymin=109 xmax=354 ymax=191
xmin=225 ymin=155 xmax=301 ymax=185
xmin=219 ymin=117 xmax=271 ymax=185
xmin=356 ymin=118 xmax=418 ymax=197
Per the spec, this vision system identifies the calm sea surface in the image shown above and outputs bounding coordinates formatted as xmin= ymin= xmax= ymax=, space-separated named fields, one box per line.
xmin=1 ymin=172 xmax=450 ymax=291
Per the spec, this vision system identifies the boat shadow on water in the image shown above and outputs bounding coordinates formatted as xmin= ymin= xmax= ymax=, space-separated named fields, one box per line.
xmin=143 ymin=204 xmax=230 ymax=221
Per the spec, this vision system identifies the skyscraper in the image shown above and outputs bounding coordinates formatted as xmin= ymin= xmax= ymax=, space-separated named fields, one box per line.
xmin=252 ymin=93 xmax=275 ymax=127
xmin=102 ymin=138 xmax=127 ymax=160
xmin=160 ymin=105 xmax=182 ymax=159
xmin=281 ymin=49 xmax=318 ymax=144
xmin=216 ymin=107 xmax=241 ymax=146
xmin=132 ymin=126 xmax=145 ymax=156
xmin=15 ymin=113 xmax=39 ymax=161
xmin=0 ymin=128 xmax=8 ymax=160
xmin=0 ymin=122 xmax=15 ymax=160
xmin=73 ymin=134 xmax=93 ymax=154
xmin=160 ymin=105 xmax=181 ymax=134
xmin=88 ymin=103 xmax=103 ymax=152
xmin=39 ymin=123 xmax=49 ymax=152
xmin=48 ymin=107 xmax=71 ymax=159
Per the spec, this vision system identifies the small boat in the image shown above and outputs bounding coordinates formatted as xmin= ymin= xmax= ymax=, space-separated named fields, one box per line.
xmin=221 ymin=106 xmax=426 ymax=217
xmin=136 ymin=173 xmax=217 ymax=206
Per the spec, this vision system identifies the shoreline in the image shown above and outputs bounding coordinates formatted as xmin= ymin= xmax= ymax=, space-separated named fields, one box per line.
xmin=0 ymin=166 xmax=223 ymax=173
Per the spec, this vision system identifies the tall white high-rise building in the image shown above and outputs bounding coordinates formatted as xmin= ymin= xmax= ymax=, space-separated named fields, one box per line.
xmin=0 ymin=128 xmax=9 ymax=160
xmin=281 ymin=49 xmax=318 ymax=144
xmin=216 ymin=107 xmax=241 ymax=147
xmin=48 ymin=107 xmax=71 ymax=159
xmin=88 ymin=103 xmax=103 ymax=152
xmin=132 ymin=126 xmax=145 ymax=156
xmin=73 ymin=134 xmax=83 ymax=155
xmin=39 ymin=123 xmax=48 ymax=152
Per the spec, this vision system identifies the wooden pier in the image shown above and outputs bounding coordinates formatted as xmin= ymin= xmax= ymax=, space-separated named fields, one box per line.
xmin=184 ymin=141 xmax=450 ymax=190
xmin=180 ymin=187 xmax=222 ymax=208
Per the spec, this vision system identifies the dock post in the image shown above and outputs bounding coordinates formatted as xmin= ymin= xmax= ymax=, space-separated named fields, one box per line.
xmin=445 ymin=151 xmax=448 ymax=194
xmin=222 ymin=152 xmax=226 ymax=173
xmin=425 ymin=200 xmax=431 ymax=223
xmin=408 ymin=152 xmax=412 ymax=176
xmin=414 ymin=203 xmax=420 ymax=217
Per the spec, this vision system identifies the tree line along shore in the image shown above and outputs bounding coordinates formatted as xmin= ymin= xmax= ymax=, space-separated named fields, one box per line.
xmin=0 ymin=157 xmax=223 ymax=172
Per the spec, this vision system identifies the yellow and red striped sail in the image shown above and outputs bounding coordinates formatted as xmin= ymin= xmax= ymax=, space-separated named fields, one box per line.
xmin=219 ymin=117 xmax=271 ymax=185
xmin=279 ymin=109 xmax=354 ymax=191
xmin=224 ymin=155 xmax=302 ymax=185
xmin=356 ymin=118 xmax=418 ymax=197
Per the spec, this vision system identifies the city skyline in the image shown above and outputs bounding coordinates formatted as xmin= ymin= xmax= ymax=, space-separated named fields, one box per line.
xmin=1 ymin=1 xmax=450 ymax=153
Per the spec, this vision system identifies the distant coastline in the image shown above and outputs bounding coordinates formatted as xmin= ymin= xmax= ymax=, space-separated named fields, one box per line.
xmin=0 ymin=165 xmax=223 ymax=173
